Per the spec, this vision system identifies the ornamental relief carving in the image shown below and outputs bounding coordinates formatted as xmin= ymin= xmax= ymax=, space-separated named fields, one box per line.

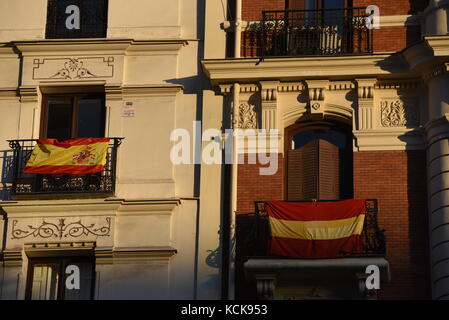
xmin=234 ymin=103 xmax=257 ymax=129
xmin=11 ymin=217 xmax=111 ymax=240
xmin=380 ymin=99 xmax=419 ymax=127
xmin=32 ymin=57 xmax=114 ymax=80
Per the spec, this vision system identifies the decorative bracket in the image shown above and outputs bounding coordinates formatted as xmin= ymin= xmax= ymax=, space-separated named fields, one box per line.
xmin=255 ymin=275 xmax=277 ymax=300
xmin=305 ymin=80 xmax=328 ymax=117
xmin=260 ymin=81 xmax=279 ymax=131
xmin=355 ymin=78 xmax=377 ymax=130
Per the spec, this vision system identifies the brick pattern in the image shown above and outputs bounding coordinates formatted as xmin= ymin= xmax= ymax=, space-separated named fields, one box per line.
xmin=236 ymin=150 xmax=431 ymax=299
xmin=242 ymin=0 xmax=285 ymax=21
xmin=353 ymin=150 xmax=430 ymax=299
xmin=237 ymin=153 xmax=284 ymax=214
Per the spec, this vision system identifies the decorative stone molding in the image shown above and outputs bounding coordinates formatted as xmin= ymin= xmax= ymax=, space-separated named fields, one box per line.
xmin=255 ymin=276 xmax=276 ymax=300
xmin=306 ymin=80 xmax=328 ymax=116
xmin=328 ymin=81 xmax=355 ymax=91
xmin=18 ymin=86 xmax=38 ymax=102
xmin=277 ymin=82 xmax=305 ymax=93
xmin=11 ymin=217 xmax=112 ymax=240
xmin=356 ymin=79 xmax=376 ymax=130
xmin=374 ymin=80 xmax=422 ymax=90
xmin=380 ymin=98 xmax=419 ymax=127
xmin=234 ymin=103 xmax=257 ymax=129
xmin=32 ymin=57 xmax=115 ymax=80
xmin=260 ymin=81 xmax=279 ymax=131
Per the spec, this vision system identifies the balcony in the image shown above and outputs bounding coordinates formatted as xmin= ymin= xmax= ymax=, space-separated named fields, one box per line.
xmin=238 ymin=199 xmax=389 ymax=299
xmin=245 ymin=199 xmax=386 ymax=257
xmin=242 ymin=7 xmax=373 ymax=58
xmin=7 ymin=138 xmax=122 ymax=199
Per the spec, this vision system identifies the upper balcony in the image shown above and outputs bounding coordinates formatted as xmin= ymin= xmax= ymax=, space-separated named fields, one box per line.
xmin=241 ymin=7 xmax=373 ymax=58
xmin=6 ymin=138 xmax=122 ymax=199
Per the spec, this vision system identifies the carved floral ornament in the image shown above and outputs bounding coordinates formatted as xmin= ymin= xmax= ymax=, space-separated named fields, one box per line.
xmin=380 ymin=99 xmax=419 ymax=127
xmin=11 ymin=217 xmax=111 ymax=240
xmin=234 ymin=103 xmax=257 ymax=129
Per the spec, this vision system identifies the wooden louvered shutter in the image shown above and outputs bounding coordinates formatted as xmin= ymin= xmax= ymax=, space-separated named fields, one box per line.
xmin=287 ymin=139 xmax=318 ymax=200
xmin=287 ymin=138 xmax=340 ymax=201
xmin=318 ymin=139 xmax=339 ymax=200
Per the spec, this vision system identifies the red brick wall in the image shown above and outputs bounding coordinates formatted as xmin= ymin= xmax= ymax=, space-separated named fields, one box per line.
xmin=353 ymin=0 xmax=429 ymax=15
xmin=242 ymin=0 xmax=285 ymax=21
xmin=236 ymin=150 xmax=431 ymax=299
xmin=237 ymin=153 xmax=284 ymax=214
xmin=354 ymin=150 xmax=430 ymax=299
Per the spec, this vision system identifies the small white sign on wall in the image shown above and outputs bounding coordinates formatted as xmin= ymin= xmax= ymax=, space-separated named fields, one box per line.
xmin=122 ymin=101 xmax=135 ymax=117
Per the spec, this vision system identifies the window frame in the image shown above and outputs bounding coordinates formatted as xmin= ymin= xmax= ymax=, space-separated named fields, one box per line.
xmin=40 ymin=93 xmax=106 ymax=140
xmin=25 ymin=256 xmax=95 ymax=300
xmin=284 ymin=120 xmax=354 ymax=201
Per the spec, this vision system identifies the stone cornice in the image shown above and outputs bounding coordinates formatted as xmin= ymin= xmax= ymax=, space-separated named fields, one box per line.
xmin=0 ymin=38 xmax=188 ymax=57
xmin=0 ymin=198 xmax=181 ymax=218
xmin=202 ymin=54 xmax=408 ymax=85
xmin=203 ymin=36 xmax=449 ymax=86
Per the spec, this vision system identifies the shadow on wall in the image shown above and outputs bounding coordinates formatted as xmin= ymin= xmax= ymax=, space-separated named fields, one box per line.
xmin=0 ymin=150 xmax=14 ymax=201
xmin=406 ymin=0 xmax=430 ymax=47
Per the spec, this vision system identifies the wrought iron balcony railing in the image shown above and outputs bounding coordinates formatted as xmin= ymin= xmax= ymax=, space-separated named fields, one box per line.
xmin=245 ymin=199 xmax=385 ymax=258
xmin=7 ymin=138 xmax=123 ymax=198
xmin=242 ymin=7 xmax=373 ymax=57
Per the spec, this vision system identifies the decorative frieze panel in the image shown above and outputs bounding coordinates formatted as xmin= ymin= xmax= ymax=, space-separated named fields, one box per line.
xmin=11 ymin=217 xmax=112 ymax=240
xmin=380 ymin=99 xmax=419 ymax=127
xmin=32 ymin=56 xmax=115 ymax=80
xmin=235 ymin=103 xmax=257 ymax=129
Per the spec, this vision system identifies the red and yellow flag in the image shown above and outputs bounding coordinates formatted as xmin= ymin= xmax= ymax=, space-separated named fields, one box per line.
xmin=23 ymin=138 xmax=110 ymax=175
xmin=265 ymin=200 xmax=366 ymax=258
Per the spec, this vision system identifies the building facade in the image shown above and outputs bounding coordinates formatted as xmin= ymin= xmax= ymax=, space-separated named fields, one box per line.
xmin=201 ymin=0 xmax=449 ymax=300
xmin=0 ymin=0 xmax=224 ymax=300
xmin=2 ymin=0 xmax=449 ymax=301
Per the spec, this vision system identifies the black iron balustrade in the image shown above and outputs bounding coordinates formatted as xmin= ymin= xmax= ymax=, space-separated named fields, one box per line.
xmin=242 ymin=7 xmax=372 ymax=57
xmin=245 ymin=199 xmax=385 ymax=257
xmin=7 ymin=138 xmax=123 ymax=198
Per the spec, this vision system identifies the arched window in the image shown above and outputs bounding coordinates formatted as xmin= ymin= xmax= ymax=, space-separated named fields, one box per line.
xmin=285 ymin=121 xmax=353 ymax=200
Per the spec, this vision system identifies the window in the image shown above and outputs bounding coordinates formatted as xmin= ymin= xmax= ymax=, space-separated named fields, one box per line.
xmin=285 ymin=122 xmax=353 ymax=200
xmin=46 ymin=0 xmax=108 ymax=39
xmin=40 ymin=93 xmax=106 ymax=141
xmin=25 ymin=257 xmax=94 ymax=300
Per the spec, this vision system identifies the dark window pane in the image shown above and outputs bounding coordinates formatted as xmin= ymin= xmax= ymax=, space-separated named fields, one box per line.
xmin=292 ymin=129 xmax=346 ymax=149
xmin=77 ymin=98 xmax=105 ymax=137
xmin=323 ymin=0 xmax=344 ymax=9
xmin=64 ymin=262 xmax=94 ymax=300
xmin=47 ymin=100 xmax=73 ymax=141
xmin=46 ymin=0 xmax=108 ymax=39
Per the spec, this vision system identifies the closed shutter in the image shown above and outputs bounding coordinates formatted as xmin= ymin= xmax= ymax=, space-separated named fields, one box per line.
xmin=287 ymin=139 xmax=318 ymax=200
xmin=318 ymin=139 xmax=340 ymax=200
xmin=287 ymin=138 xmax=340 ymax=201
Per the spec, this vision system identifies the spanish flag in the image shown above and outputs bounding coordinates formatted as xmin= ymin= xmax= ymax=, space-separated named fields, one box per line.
xmin=265 ymin=200 xmax=366 ymax=258
xmin=23 ymin=138 xmax=110 ymax=175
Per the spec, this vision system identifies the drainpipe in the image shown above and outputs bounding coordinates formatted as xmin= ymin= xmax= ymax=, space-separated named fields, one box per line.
xmin=234 ymin=0 xmax=242 ymax=58
xmin=229 ymin=83 xmax=240 ymax=299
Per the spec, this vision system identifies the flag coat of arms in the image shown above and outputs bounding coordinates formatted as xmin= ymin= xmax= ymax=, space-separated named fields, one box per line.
xmin=23 ymin=138 xmax=110 ymax=175
xmin=265 ymin=199 xmax=367 ymax=258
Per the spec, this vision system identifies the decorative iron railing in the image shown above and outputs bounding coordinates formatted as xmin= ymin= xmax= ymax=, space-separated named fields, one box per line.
xmin=242 ymin=7 xmax=373 ymax=57
xmin=245 ymin=199 xmax=386 ymax=257
xmin=7 ymin=138 xmax=123 ymax=197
